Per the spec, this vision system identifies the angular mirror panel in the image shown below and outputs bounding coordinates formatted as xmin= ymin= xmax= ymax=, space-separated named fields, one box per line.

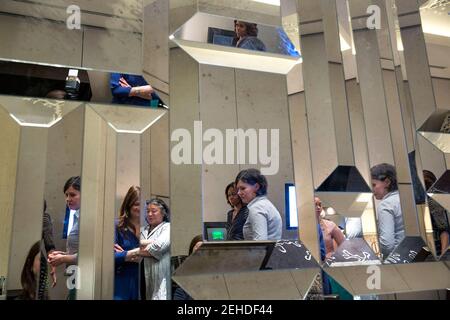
xmin=172 ymin=12 xmax=300 ymax=56
xmin=89 ymin=103 xmax=167 ymax=133
xmin=325 ymin=238 xmax=380 ymax=267
xmin=170 ymin=5 xmax=301 ymax=74
xmin=0 ymin=94 xmax=84 ymax=300
xmin=418 ymin=109 xmax=450 ymax=153
xmin=73 ymin=104 xmax=169 ymax=300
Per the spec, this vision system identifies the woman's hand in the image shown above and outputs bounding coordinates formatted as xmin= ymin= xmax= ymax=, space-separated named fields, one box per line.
xmin=47 ymin=250 xmax=57 ymax=287
xmin=125 ymin=248 xmax=140 ymax=263
xmin=119 ymin=77 xmax=131 ymax=88
xmin=114 ymin=244 xmax=124 ymax=253
xmin=130 ymin=85 xmax=154 ymax=100
xmin=48 ymin=251 xmax=67 ymax=267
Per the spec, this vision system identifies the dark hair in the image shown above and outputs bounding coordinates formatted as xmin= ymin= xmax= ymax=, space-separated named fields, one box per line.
xmin=235 ymin=168 xmax=268 ymax=196
xmin=370 ymin=163 xmax=398 ymax=192
xmin=188 ymin=235 xmax=203 ymax=255
xmin=423 ymin=170 xmax=437 ymax=191
xmin=118 ymin=186 xmax=140 ymax=235
xmin=234 ymin=20 xmax=259 ymax=37
xmin=225 ymin=182 xmax=237 ymax=206
xmin=63 ymin=176 xmax=81 ymax=193
xmin=146 ymin=198 xmax=170 ymax=222
xmin=20 ymin=241 xmax=40 ymax=300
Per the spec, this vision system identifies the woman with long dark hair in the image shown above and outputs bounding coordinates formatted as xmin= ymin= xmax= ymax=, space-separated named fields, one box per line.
xmin=18 ymin=241 xmax=41 ymax=300
xmin=114 ymin=186 xmax=141 ymax=300
xmin=225 ymin=182 xmax=248 ymax=240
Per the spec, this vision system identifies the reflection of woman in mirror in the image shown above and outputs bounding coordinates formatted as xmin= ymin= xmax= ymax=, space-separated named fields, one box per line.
xmin=235 ymin=168 xmax=282 ymax=240
xmin=225 ymin=182 xmax=249 ymax=240
xmin=173 ymin=235 xmax=203 ymax=300
xmin=42 ymin=200 xmax=57 ymax=288
xmin=47 ymin=176 xmax=81 ymax=299
xmin=370 ymin=164 xmax=405 ymax=259
xmin=18 ymin=241 xmax=45 ymax=300
xmin=114 ymin=186 xmax=141 ymax=300
xmin=110 ymin=73 xmax=159 ymax=107
xmin=423 ymin=170 xmax=450 ymax=256
xmin=315 ymin=197 xmax=345 ymax=259
xmin=140 ymin=198 xmax=171 ymax=300
xmin=233 ymin=20 xmax=266 ymax=52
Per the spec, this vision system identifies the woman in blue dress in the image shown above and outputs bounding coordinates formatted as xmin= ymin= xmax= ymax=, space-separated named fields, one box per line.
xmin=114 ymin=186 xmax=141 ymax=300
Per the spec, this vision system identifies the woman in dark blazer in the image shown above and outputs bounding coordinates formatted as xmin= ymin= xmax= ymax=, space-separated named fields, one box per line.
xmin=114 ymin=186 xmax=141 ymax=300
xmin=225 ymin=182 xmax=249 ymax=240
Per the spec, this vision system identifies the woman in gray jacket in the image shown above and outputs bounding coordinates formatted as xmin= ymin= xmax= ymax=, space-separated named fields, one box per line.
xmin=235 ymin=168 xmax=282 ymax=240
xmin=371 ymin=163 xmax=405 ymax=259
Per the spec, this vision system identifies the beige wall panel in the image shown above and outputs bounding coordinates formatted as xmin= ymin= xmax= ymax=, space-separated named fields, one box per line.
xmin=343 ymin=265 xmax=409 ymax=295
xmin=175 ymin=274 xmax=229 ymax=300
xmin=288 ymin=92 xmax=320 ymax=260
xmin=198 ymin=0 xmax=281 ymax=26
xmin=382 ymin=70 xmax=410 ymax=182
xmin=83 ymin=27 xmax=142 ymax=74
xmin=301 ymin=34 xmax=339 ymax=187
xmin=328 ymin=62 xmax=354 ymax=165
xmin=225 ymin=270 xmax=302 ymax=300
xmin=397 ymin=79 xmax=416 ymax=152
xmin=170 ymin=48 xmax=202 ymax=256
xmin=0 ymin=1 xmax=141 ymax=32
xmin=0 ymin=108 xmax=20 ymax=280
xmin=400 ymin=26 xmax=436 ymax=128
xmin=199 ymin=65 xmax=239 ymax=223
xmin=116 ymin=133 xmax=140 ymax=210
xmin=87 ymin=71 xmax=113 ymax=104
xmin=399 ymin=262 xmax=450 ymax=291
xmin=78 ymin=107 xmax=108 ymax=300
xmin=29 ymin=0 xmax=142 ymax=20
xmin=7 ymin=127 xmax=48 ymax=290
xmin=101 ymin=127 xmax=117 ymax=300
xmin=169 ymin=0 xmax=197 ymax=34
xmin=140 ymin=127 xmax=152 ymax=224
xmin=150 ymin=113 xmax=170 ymax=198
xmin=144 ymin=0 xmax=169 ymax=84
xmin=353 ymin=29 xmax=395 ymax=166
xmin=0 ymin=14 xmax=83 ymax=67
xmin=346 ymin=79 xmax=371 ymax=185
xmin=397 ymin=184 xmax=420 ymax=237
xmin=235 ymin=69 xmax=295 ymax=239
xmin=432 ymin=78 xmax=450 ymax=111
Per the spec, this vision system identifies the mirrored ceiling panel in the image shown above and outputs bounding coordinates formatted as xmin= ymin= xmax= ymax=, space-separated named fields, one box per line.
xmin=0 ymin=0 xmax=143 ymax=74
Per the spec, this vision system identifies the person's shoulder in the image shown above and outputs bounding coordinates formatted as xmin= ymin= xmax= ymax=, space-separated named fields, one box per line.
xmin=162 ymin=222 xmax=170 ymax=230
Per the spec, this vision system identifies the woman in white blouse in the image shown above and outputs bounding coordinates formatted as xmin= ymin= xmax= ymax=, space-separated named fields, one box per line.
xmin=140 ymin=198 xmax=171 ymax=300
